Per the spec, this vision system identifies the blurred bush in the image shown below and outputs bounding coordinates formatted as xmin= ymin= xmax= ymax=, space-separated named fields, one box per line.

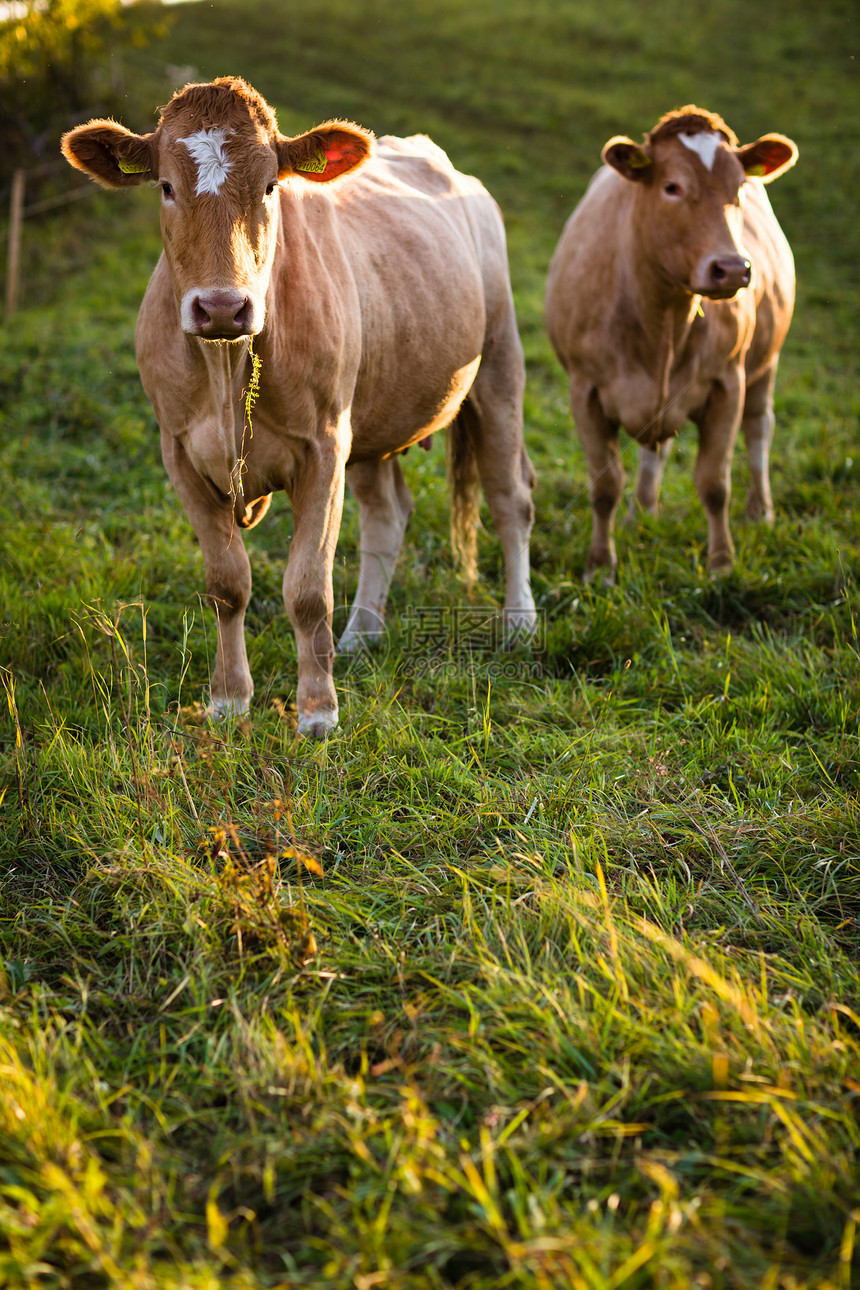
xmin=0 ymin=0 xmax=168 ymax=180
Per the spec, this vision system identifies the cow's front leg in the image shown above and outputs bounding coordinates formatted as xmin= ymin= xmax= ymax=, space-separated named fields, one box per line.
xmin=570 ymin=378 xmax=623 ymax=583
xmin=339 ymin=457 xmax=413 ymax=653
xmin=694 ymin=375 xmax=744 ymax=573
xmin=283 ymin=425 xmax=349 ymax=738
xmin=162 ymin=434 xmax=253 ymax=715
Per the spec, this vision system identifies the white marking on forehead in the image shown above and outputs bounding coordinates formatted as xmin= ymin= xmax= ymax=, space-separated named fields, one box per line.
xmin=679 ymin=131 xmax=722 ymax=170
xmin=180 ymin=127 xmax=232 ymax=195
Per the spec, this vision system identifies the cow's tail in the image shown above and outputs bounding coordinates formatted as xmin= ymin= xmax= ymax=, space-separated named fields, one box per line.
xmin=447 ymin=398 xmax=481 ymax=586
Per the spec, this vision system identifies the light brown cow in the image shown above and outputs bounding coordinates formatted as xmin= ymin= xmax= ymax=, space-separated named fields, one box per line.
xmin=545 ymin=106 xmax=797 ymax=579
xmin=62 ymin=78 xmax=536 ymax=736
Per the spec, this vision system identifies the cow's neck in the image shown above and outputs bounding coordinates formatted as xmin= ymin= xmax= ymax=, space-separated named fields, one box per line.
xmin=626 ymin=240 xmax=700 ymax=339
xmin=194 ymin=335 xmax=253 ymax=500
xmin=624 ymin=241 xmax=702 ymax=446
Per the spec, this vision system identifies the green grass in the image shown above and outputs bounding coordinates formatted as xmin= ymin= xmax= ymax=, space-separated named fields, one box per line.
xmin=1 ymin=0 xmax=859 ymax=1285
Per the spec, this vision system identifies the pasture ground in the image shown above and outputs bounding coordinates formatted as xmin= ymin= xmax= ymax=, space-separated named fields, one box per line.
xmin=1 ymin=0 xmax=859 ymax=1285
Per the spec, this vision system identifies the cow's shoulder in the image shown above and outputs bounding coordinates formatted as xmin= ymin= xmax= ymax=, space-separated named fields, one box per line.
xmin=547 ymin=167 xmax=628 ymax=319
xmin=376 ymin=133 xmax=452 ymax=166
xmin=556 ymin=167 xmax=631 ymax=264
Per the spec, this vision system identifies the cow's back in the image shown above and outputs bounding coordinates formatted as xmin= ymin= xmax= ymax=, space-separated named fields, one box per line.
xmin=348 ymin=134 xmax=512 ymax=307
xmin=328 ymin=135 xmax=516 ymax=456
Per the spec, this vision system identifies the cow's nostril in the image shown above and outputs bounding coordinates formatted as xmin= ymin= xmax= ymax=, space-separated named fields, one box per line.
xmin=233 ymin=298 xmax=252 ymax=327
xmin=192 ymin=298 xmax=211 ymax=328
xmin=705 ymin=256 xmax=752 ymax=293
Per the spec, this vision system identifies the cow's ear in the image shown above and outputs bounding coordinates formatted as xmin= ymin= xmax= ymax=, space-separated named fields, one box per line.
xmin=602 ymin=136 xmax=653 ymax=182
xmin=736 ymin=133 xmax=798 ymax=183
xmin=276 ymin=121 xmax=373 ymax=182
xmin=62 ymin=120 xmax=156 ymax=188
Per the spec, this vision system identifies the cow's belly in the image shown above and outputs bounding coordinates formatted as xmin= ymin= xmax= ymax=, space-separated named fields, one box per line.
xmin=350 ymin=355 xmax=482 ymax=462
xmin=600 ymin=368 xmax=713 ymax=441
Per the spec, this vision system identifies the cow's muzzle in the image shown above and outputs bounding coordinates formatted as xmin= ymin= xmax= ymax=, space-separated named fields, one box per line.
xmin=182 ymin=288 xmax=261 ymax=340
xmin=697 ymin=255 xmax=752 ymax=300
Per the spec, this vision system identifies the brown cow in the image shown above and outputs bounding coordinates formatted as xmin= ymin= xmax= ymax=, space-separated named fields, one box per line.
xmin=545 ymin=106 xmax=797 ymax=580
xmin=62 ymin=78 xmax=536 ymax=736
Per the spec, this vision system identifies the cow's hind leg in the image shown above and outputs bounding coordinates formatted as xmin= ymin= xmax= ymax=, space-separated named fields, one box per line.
xmin=742 ymin=363 xmax=777 ymax=523
xmin=339 ymin=457 xmax=413 ymax=653
xmin=628 ymin=439 xmax=673 ymax=521
xmin=452 ymin=335 xmax=536 ymax=638
xmin=162 ymin=434 xmax=253 ymax=715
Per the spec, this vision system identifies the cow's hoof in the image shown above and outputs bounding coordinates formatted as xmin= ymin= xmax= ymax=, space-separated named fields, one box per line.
xmin=744 ymin=501 xmax=775 ymax=524
xmin=626 ymin=498 xmax=659 ymax=524
xmin=707 ymin=553 xmax=734 ymax=577
xmin=338 ymin=608 xmax=385 ymax=655
xmin=297 ymin=710 xmax=339 ymax=740
xmin=584 ymin=564 xmax=616 ymax=588
xmin=338 ymin=629 xmax=382 ymax=655
xmin=504 ymin=605 xmax=538 ymax=643
xmin=208 ymin=695 xmax=251 ymax=718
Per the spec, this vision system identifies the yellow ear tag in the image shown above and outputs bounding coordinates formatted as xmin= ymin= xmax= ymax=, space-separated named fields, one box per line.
xmin=746 ymin=163 xmax=767 ymax=177
xmin=628 ymin=150 xmax=652 ymax=170
xmin=296 ymin=149 xmax=327 ymax=174
xmin=118 ymin=157 xmax=149 ymax=174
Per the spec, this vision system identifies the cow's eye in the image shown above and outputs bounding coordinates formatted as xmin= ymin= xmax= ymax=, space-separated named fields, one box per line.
xmin=161 ymin=181 xmax=174 ymax=199
xmin=265 ymin=181 xmax=277 ymax=197
xmin=663 ymin=181 xmax=682 ymax=197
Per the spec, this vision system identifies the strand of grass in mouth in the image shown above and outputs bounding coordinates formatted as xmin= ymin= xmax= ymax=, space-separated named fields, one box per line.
xmin=230 ymin=338 xmax=263 ymax=514
xmin=244 ymin=337 xmax=262 ymax=431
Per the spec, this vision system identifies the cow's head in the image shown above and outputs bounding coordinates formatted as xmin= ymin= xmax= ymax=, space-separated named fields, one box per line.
xmin=62 ymin=78 xmax=372 ymax=340
xmin=602 ymin=106 xmax=797 ymax=300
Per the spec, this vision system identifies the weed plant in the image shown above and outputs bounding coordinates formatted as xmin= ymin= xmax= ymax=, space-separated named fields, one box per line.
xmin=1 ymin=0 xmax=858 ymax=1285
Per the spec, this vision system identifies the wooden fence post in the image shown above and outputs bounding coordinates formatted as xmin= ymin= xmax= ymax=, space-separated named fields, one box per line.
xmin=6 ymin=169 xmax=26 ymax=318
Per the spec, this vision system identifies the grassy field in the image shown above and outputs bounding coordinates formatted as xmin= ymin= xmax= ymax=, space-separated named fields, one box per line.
xmin=1 ymin=0 xmax=859 ymax=1285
